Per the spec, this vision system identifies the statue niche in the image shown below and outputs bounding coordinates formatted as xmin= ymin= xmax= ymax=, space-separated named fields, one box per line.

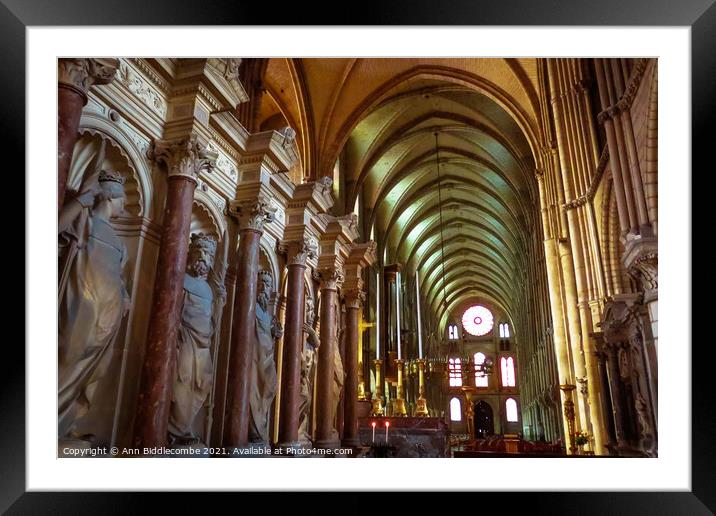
xmin=168 ymin=232 xmax=227 ymax=447
xmin=58 ymin=160 xmax=130 ymax=444
xmin=248 ymin=269 xmax=283 ymax=445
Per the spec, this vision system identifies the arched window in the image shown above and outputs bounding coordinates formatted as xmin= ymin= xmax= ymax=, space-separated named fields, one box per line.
xmin=501 ymin=356 xmax=516 ymax=387
xmin=506 ymin=398 xmax=518 ymax=422
xmin=448 ymin=358 xmax=463 ymax=387
xmin=448 ymin=324 xmax=459 ymax=340
xmin=450 ymin=397 xmax=462 ymax=421
xmin=499 ymin=323 xmax=511 ymax=338
xmin=474 ymin=352 xmax=488 ymax=387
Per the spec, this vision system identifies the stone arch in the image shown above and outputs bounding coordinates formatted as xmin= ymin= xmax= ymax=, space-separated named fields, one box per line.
xmin=76 ymin=111 xmax=155 ymax=219
xmin=67 ymin=131 xmax=143 ymax=217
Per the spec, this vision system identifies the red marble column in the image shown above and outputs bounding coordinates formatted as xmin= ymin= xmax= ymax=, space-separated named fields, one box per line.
xmin=57 ymin=58 xmax=118 ymax=213
xmin=342 ymin=292 xmax=363 ymax=448
xmin=277 ymin=240 xmax=315 ymax=448
xmin=223 ymin=199 xmax=276 ymax=447
xmin=314 ymin=270 xmax=342 ymax=449
xmin=133 ymin=136 xmax=216 ymax=449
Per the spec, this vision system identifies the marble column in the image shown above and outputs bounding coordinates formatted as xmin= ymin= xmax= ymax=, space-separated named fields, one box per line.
xmin=314 ymin=269 xmax=343 ymax=449
xmin=341 ymin=289 xmax=363 ymax=448
xmin=133 ymin=135 xmax=217 ymax=448
xmin=277 ymin=239 xmax=316 ymax=449
xmin=57 ymin=58 xmax=119 ymax=213
xmin=223 ymin=198 xmax=276 ymax=447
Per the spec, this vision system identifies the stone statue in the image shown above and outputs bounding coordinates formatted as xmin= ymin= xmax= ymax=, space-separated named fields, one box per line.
xmin=248 ymin=270 xmax=283 ymax=444
xmin=298 ymin=294 xmax=320 ymax=444
xmin=58 ymin=165 xmax=130 ymax=442
xmin=168 ymin=232 xmax=227 ymax=446
xmin=329 ymin=300 xmax=346 ymax=441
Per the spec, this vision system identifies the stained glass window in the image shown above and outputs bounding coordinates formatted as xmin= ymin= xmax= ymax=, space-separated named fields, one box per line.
xmin=448 ymin=358 xmax=463 ymax=387
xmin=506 ymin=398 xmax=518 ymax=422
xmin=450 ymin=397 xmax=462 ymax=421
xmin=501 ymin=356 xmax=516 ymax=387
xmin=448 ymin=324 xmax=458 ymax=340
xmin=461 ymin=305 xmax=494 ymax=336
xmin=474 ymin=352 xmax=489 ymax=387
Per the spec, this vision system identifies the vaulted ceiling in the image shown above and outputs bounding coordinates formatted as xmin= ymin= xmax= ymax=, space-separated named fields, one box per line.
xmin=258 ymin=58 xmax=545 ymax=328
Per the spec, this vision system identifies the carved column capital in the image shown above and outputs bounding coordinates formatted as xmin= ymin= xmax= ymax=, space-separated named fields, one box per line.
xmin=230 ymin=197 xmax=277 ymax=232
xmin=343 ymin=289 xmax=365 ymax=309
xmin=278 ymin=237 xmax=318 ymax=267
xmin=148 ymin=134 xmax=218 ymax=184
xmin=317 ymin=267 xmax=344 ymax=291
xmin=628 ymin=252 xmax=658 ymax=300
xmin=58 ymin=58 xmax=120 ymax=98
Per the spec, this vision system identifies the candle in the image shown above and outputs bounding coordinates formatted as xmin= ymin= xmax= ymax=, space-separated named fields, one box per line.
xmin=396 ymin=271 xmax=402 ymax=360
xmin=376 ymin=270 xmax=380 ymax=359
xmin=415 ymin=269 xmax=423 ymax=358
xmin=385 ymin=421 xmax=390 ymax=441
xmin=372 ymin=421 xmax=376 ymax=443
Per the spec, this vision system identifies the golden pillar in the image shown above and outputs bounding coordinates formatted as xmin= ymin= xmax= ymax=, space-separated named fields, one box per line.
xmin=415 ymin=358 xmax=429 ymax=416
xmin=371 ymin=359 xmax=384 ymax=416
xmin=393 ymin=358 xmax=407 ymax=416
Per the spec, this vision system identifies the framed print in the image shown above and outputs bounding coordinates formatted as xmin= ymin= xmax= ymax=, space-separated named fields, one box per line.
xmin=8 ymin=0 xmax=711 ymax=513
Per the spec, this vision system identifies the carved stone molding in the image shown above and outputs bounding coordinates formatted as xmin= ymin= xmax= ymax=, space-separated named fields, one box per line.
xmin=147 ymin=134 xmax=218 ymax=184
xmin=317 ymin=267 xmax=345 ymax=291
xmin=229 ymin=198 xmax=277 ymax=232
xmin=116 ymin=61 xmax=167 ymax=117
xmin=58 ymin=58 xmax=119 ymax=97
xmin=278 ymin=237 xmax=318 ymax=267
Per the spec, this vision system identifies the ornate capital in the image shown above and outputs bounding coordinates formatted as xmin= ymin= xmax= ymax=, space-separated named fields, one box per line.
xmin=148 ymin=134 xmax=218 ymax=184
xmin=230 ymin=198 xmax=277 ymax=232
xmin=627 ymin=252 xmax=658 ymax=297
xmin=317 ymin=267 xmax=344 ymax=291
xmin=576 ymin=376 xmax=589 ymax=396
xmin=58 ymin=58 xmax=119 ymax=96
xmin=343 ymin=288 xmax=365 ymax=309
xmin=279 ymin=237 xmax=317 ymax=267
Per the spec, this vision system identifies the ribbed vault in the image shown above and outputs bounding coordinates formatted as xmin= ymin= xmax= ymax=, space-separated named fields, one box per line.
xmin=342 ymin=76 xmax=538 ymax=331
xmin=259 ymin=59 xmax=542 ymax=338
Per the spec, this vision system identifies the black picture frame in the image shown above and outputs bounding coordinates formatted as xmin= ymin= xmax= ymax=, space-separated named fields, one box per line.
xmin=8 ymin=0 xmax=709 ymax=513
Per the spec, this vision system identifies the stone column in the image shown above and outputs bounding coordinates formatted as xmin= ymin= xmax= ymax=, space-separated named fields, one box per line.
xmin=57 ymin=58 xmax=119 ymax=213
xmin=341 ymin=289 xmax=363 ymax=448
xmin=605 ymin=344 xmax=627 ymax=449
xmin=133 ymin=135 xmax=217 ymax=449
xmin=277 ymin=239 xmax=316 ymax=449
xmin=222 ymin=198 xmax=276 ymax=447
xmin=314 ymin=269 xmax=343 ymax=449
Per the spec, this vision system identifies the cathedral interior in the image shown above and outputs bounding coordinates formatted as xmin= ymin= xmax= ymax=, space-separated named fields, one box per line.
xmin=57 ymin=57 xmax=658 ymax=458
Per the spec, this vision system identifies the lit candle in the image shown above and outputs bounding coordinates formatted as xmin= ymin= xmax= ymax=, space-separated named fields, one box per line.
xmin=385 ymin=421 xmax=390 ymax=441
xmin=376 ymin=270 xmax=380 ymax=359
xmin=396 ymin=271 xmax=402 ymax=360
xmin=371 ymin=421 xmax=376 ymax=443
xmin=415 ymin=269 xmax=423 ymax=359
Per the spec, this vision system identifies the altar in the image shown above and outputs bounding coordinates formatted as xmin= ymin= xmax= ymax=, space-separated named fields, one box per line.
xmin=357 ymin=417 xmax=450 ymax=457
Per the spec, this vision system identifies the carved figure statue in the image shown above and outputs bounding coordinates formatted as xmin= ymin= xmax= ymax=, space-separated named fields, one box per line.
xmin=298 ymin=294 xmax=320 ymax=444
xmin=329 ymin=301 xmax=346 ymax=441
xmin=58 ymin=164 xmax=130 ymax=442
xmin=248 ymin=270 xmax=283 ymax=444
xmin=168 ymin=232 xmax=227 ymax=446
